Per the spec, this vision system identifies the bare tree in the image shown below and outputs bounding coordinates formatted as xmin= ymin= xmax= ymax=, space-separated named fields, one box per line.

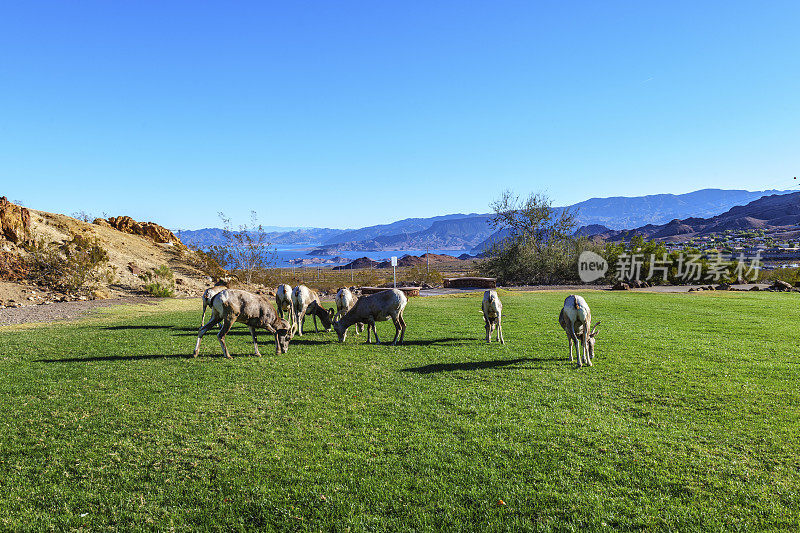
xmin=215 ymin=211 xmax=277 ymax=285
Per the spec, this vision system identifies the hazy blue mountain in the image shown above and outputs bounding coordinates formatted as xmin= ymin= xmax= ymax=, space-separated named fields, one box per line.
xmin=570 ymin=189 xmax=792 ymax=229
xmin=309 ymin=215 xmax=494 ymax=253
xmin=321 ymin=213 xmax=487 ymax=245
xmin=179 ymin=189 xmax=795 ymax=252
xmin=177 ymin=227 xmax=347 ymax=248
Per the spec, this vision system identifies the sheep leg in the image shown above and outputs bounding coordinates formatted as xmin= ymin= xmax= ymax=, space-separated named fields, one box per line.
xmin=201 ymin=302 xmax=207 ymax=327
xmin=366 ymin=319 xmax=380 ymax=344
xmin=498 ymin=317 xmax=505 ymax=345
xmin=193 ymin=315 xmax=222 ymax=357
xmin=584 ymin=332 xmax=592 ymax=367
xmin=372 ymin=323 xmax=381 ymax=345
xmin=568 ymin=335 xmax=573 ymax=362
xmin=584 ymin=318 xmax=593 ymax=366
xmin=313 ymin=311 xmax=319 ymax=333
xmin=398 ymin=313 xmax=406 ymax=345
xmin=485 ymin=318 xmax=491 ymax=343
xmin=296 ymin=309 xmax=304 ymax=336
xmin=217 ymin=319 xmax=234 ymax=359
xmin=571 ymin=322 xmax=582 ymax=367
xmin=391 ymin=314 xmax=401 ymax=345
xmin=248 ymin=326 xmax=261 ymax=357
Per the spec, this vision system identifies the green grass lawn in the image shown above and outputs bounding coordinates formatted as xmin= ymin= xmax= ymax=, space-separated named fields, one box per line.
xmin=0 ymin=290 xmax=798 ymax=531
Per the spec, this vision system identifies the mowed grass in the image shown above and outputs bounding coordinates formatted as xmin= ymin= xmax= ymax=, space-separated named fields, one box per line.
xmin=0 ymin=291 xmax=798 ymax=531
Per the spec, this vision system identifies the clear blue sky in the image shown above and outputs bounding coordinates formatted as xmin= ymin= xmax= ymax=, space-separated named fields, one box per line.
xmin=1 ymin=1 xmax=798 ymax=230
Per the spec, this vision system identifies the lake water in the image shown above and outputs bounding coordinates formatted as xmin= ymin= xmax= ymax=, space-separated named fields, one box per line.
xmin=272 ymin=246 xmax=469 ymax=266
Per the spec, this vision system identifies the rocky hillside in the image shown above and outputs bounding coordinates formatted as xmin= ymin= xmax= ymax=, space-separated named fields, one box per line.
xmin=597 ymin=192 xmax=800 ymax=242
xmin=0 ymin=197 xmax=214 ymax=306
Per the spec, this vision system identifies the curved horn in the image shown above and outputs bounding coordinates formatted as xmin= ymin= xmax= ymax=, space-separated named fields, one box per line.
xmin=590 ymin=321 xmax=601 ymax=335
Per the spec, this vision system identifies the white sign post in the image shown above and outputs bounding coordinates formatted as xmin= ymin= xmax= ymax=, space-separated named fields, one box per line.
xmin=391 ymin=256 xmax=398 ymax=288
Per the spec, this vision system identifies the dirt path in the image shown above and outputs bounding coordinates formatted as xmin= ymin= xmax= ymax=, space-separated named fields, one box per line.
xmin=0 ymin=296 xmax=161 ymax=327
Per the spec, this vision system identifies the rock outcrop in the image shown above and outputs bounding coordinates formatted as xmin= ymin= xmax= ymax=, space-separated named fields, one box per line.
xmin=99 ymin=216 xmax=186 ymax=248
xmin=0 ymin=197 xmax=31 ymax=244
xmin=770 ymin=280 xmax=792 ymax=292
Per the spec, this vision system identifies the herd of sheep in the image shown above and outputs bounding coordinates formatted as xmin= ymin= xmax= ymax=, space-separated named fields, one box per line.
xmin=193 ymin=284 xmax=600 ymax=367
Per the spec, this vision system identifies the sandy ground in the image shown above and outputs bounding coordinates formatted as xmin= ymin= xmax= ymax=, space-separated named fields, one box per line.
xmin=0 ymin=296 xmax=161 ymax=327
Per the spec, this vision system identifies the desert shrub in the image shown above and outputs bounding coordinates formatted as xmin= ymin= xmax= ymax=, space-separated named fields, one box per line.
xmin=71 ymin=211 xmax=92 ymax=223
xmin=0 ymin=251 xmax=28 ymax=281
xmin=760 ymin=267 xmax=800 ymax=285
xmin=26 ymin=234 xmax=110 ymax=293
xmin=401 ymin=264 xmax=443 ymax=286
xmin=140 ymin=265 xmax=176 ymax=297
xmin=189 ymin=246 xmax=227 ymax=280
xmin=144 ymin=282 xmax=174 ymax=297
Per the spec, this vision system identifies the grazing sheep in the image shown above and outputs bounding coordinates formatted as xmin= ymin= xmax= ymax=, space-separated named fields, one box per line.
xmin=193 ymin=289 xmax=295 ymax=358
xmin=275 ymin=283 xmax=294 ymax=326
xmin=558 ymin=294 xmax=599 ymax=367
xmin=335 ymin=287 xmax=362 ymax=334
xmin=333 ymin=288 xmax=407 ymax=345
xmin=291 ymin=285 xmax=334 ymax=335
xmin=201 ymin=283 xmax=228 ymax=326
xmin=482 ymin=290 xmax=505 ymax=344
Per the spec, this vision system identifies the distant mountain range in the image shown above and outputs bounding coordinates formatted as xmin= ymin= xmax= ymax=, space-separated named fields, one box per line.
xmin=177 ymin=227 xmax=346 ymax=247
xmin=567 ymin=189 xmax=793 ymax=229
xmin=597 ymin=192 xmax=800 ymax=242
xmin=177 ymin=188 xmax=794 ymax=252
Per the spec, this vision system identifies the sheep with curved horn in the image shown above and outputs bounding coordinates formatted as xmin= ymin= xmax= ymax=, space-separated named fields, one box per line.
xmin=333 ymin=288 xmax=407 ymax=345
xmin=193 ymin=289 xmax=296 ymax=358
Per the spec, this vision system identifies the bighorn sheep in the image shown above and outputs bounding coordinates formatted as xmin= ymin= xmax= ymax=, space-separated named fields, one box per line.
xmin=193 ymin=289 xmax=295 ymax=358
xmin=482 ymin=290 xmax=505 ymax=344
xmin=275 ymin=283 xmax=294 ymax=326
xmin=334 ymin=288 xmax=363 ymax=334
xmin=333 ymin=288 xmax=407 ymax=345
xmin=201 ymin=283 xmax=228 ymax=326
xmin=291 ymin=285 xmax=334 ymax=335
xmin=558 ymin=294 xmax=599 ymax=367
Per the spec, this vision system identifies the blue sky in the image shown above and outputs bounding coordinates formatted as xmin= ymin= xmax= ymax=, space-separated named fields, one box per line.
xmin=1 ymin=1 xmax=798 ymax=229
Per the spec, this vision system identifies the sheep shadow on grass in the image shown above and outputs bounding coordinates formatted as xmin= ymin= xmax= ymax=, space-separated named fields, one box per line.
xmin=401 ymin=357 xmax=549 ymax=374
